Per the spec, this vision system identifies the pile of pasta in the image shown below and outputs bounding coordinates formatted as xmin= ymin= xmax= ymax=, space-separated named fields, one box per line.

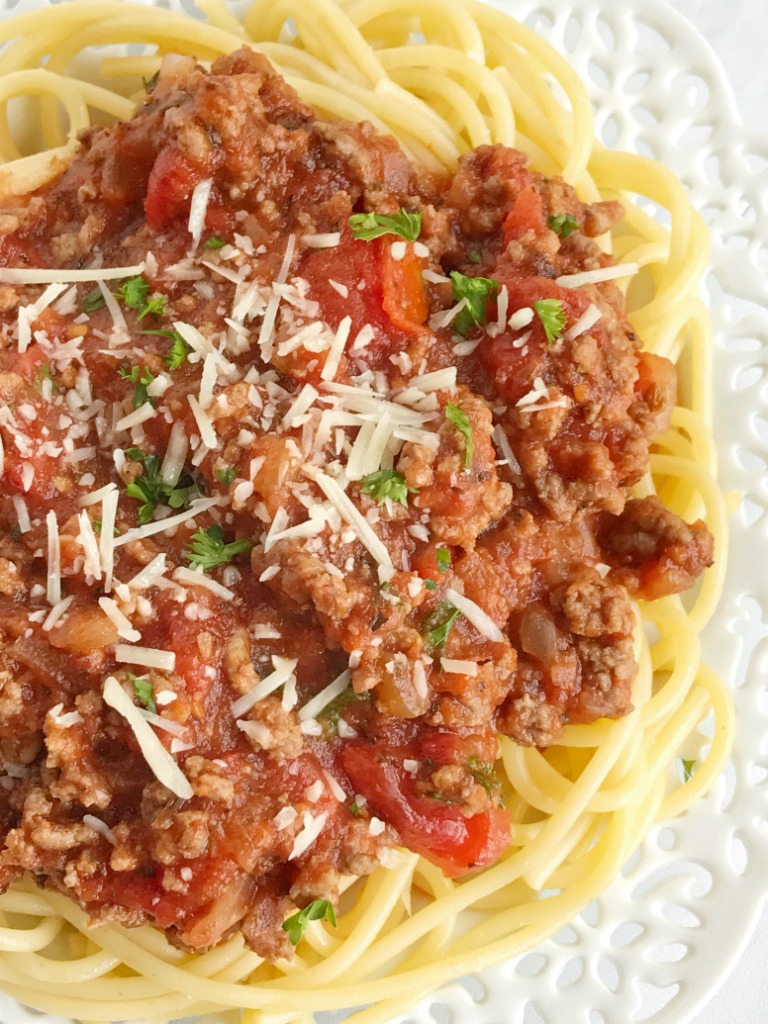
xmin=0 ymin=2 xmax=732 ymax=1022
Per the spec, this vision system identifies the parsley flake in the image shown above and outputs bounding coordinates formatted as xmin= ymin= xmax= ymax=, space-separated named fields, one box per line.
xmin=217 ymin=466 xmax=236 ymax=486
xmin=468 ymin=249 xmax=483 ymax=264
xmin=423 ymin=602 xmax=461 ymax=650
xmin=125 ymin=448 xmax=200 ymax=525
xmin=119 ymin=275 xmax=165 ymax=321
xmin=143 ymin=70 xmax=160 ymax=94
xmin=445 ymin=403 xmax=474 ymax=470
xmin=118 ymin=365 xmax=156 ymax=409
xmin=532 ymin=298 xmax=567 ymax=345
xmin=360 ymin=469 xmax=416 ymax=507
xmin=282 ymin=900 xmax=337 ymax=946
xmin=140 ymin=329 xmax=189 ymax=370
xmin=467 ymin=755 xmax=504 ymax=805
xmin=81 ymin=287 xmax=106 ymax=312
xmin=187 ymin=524 xmax=253 ymax=571
xmin=681 ymin=758 xmax=696 ymax=783
xmin=424 ymin=579 xmax=437 ymax=592
xmin=436 ymin=548 xmax=451 ymax=573
xmin=119 ymin=275 xmax=149 ymax=310
xmin=349 ymin=208 xmax=422 ymax=242
xmin=548 ymin=214 xmax=580 ymax=239
xmin=128 ymin=673 xmax=156 ymax=713
xmin=450 ymin=271 xmax=499 ymax=337
xmin=204 ymin=236 xmax=226 ymax=249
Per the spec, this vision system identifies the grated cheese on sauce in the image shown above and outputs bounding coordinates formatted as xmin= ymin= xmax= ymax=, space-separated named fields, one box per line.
xmin=102 ymin=676 xmax=192 ymax=800
xmin=444 ymin=587 xmax=505 ymax=643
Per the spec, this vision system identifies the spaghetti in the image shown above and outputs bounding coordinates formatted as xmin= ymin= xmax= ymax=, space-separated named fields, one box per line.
xmin=0 ymin=2 xmax=733 ymax=1024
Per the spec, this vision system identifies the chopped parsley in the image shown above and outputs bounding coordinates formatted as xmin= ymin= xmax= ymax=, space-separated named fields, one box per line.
xmin=445 ymin=403 xmax=474 ymax=470
xmin=118 ymin=275 xmax=165 ymax=321
xmin=436 ymin=548 xmax=451 ymax=573
xmin=532 ymin=298 xmax=567 ymax=345
xmin=681 ymin=758 xmax=696 ymax=783
xmin=141 ymin=329 xmax=189 ymax=371
xmin=125 ymin=448 xmax=200 ymax=525
xmin=118 ymin=365 xmax=156 ymax=409
xmin=423 ymin=602 xmax=461 ymax=650
xmin=217 ymin=465 xmax=236 ymax=486
xmin=349 ymin=208 xmax=422 ymax=242
xmin=468 ymin=249 xmax=483 ymax=264
xmin=360 ymin=469 xmax=416 ymax=507
xmin=143 ymin=70 xmax=160 ymax=94
xmin=128 ymin=674 xmax=156 ymax=714
xmin=119 ymin=275 xmax=150 ymax=310
xmin=349 ymin=801 xmax=363 ymax=816
xmin=81 ymin=287 xmax=106 ymax=312
xmin=424 ymin=579 xmax=437 ymax=592
xmin=187 ymin=524 xmax=253 ymax=571
xmin=204 ymin=236 xmax=226 ymax=249
xmin=282 ymin=900 xmax=337 ymax=946
xmin=450 ymin=271 xmax=499 ymax=337
xmin=548 ymin=214 xmax=580 ymax=239
xmin=35 ymin=363 xmax=59 ymax=395
xmin=318 ymin=688 xmax=368 ymax=737
xmin=468 ymin=755 xmax=504 ymax=804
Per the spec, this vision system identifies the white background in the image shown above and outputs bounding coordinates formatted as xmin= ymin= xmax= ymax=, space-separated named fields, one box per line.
xmin=665 ymin=3 xmax=768 ymax=1022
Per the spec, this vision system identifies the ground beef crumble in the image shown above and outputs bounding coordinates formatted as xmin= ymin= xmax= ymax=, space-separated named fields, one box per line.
xmin=0 ymin=49 xmax=713 ymax=954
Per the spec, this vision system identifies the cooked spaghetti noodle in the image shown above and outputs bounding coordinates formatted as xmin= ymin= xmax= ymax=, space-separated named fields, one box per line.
xmin=0 ymin=2 xmax=733 ymax=1023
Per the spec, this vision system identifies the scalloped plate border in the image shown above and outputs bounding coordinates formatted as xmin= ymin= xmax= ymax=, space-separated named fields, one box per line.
xmin=0 ymin=1 xmax=767 ymax=1023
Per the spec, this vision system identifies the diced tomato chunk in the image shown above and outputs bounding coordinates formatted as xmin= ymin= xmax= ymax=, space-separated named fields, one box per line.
xmin=341 ymin=744 xmax=509 ymax=877
xmin=299 ymin=231 xmax=413 ymax=364
xmin=502 ymin=186 xmax=545 ymax=244
xmin=380 ymin=240 xmax=429 ymax=335
xmin=145 ymin=147 xmax=202 ymax=231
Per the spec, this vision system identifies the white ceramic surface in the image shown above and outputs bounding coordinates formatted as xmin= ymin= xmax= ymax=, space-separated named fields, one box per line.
xmin=0 ymin=2 xmax=766 ymax=1023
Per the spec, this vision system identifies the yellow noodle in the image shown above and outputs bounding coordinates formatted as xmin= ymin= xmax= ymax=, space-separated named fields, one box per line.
xmin=0 ymin=0 xmax=732 ymax=1021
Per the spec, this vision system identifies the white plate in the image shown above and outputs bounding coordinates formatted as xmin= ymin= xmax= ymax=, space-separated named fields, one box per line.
xmin=1 ymin=1 xmax=767 ymax=1023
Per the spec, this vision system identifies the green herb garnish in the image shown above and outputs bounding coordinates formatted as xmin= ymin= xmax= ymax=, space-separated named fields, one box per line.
xmin=282 ymin=900 xmax=338 ymax=946
xmin=118 ymin=365 xmax=156 ymax=409
xmin=204 ymin=236 xmax=226 ymax=249
xmin=468 ymin=755 xmax=503 ymax=803
xmin=217 ymin=466 xmax=236 ymax=486
xmin=468 ymin=250 xmax=483 ymax=264
xmin=681 ymin=758 xmax=696 ymax=783
xmin=423 ymin=602 xmax=461 ymax=650
xmin=360 ymin=469 xmax=416 ymax=507
xmin=125 ymin=448 xmax=200 ymax=525
xmin=140 ymin=329 xmax=189 ymax=370
xmin=128 ymin=673 xmax=156 ymax=713
xmin=436 ymin=548 xmax=451 ymax=573
xmin=532 ymin=298 xmax=566 ymax=345
xmin=548 ymin=214 xmax=579 ymax=239
xmin=187 ymin=524 xmax=253 ymax=571
xmin=143 ymin=70 xmax=160 ymax=94
xmin=81 ymin=287 xmax=106 ymax=312
xmin=349 ymin=208 xmax=422 ymax=243
xmin=450 ymin=271 xmax=499 ymax=337
xmin=424 ymin=579 xmax=437 ymax=592
xmin=119 ymin=275 xmax=165 ymax=321
xmin=445 ymin=403 xmax=474 ymax=470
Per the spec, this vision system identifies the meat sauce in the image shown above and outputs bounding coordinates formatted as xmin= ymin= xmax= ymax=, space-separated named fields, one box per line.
xmin=0 ymin=50 xmax=713 ymax=958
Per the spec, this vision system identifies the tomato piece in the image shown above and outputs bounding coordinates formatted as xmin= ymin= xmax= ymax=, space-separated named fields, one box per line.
xmin=341 ymin=744 xmax=509 ymax=877
xmin=481 ymin=273 xmax=592 ymax=403
xmin=145 ymin=147 xmax=202 ymax=231
xmin=380 ymin=240 xmax=429 ymax=335
xmin=502 ymin=186 xmax=544 ymax=244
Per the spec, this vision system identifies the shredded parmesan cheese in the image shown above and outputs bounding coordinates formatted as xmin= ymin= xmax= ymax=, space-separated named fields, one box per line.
xmin=444 ymin=587 xmax=505 ymax=642
xmin=298 ymin=670 xmax=351 ymax=722
xmin=556 ymin=263 xmax=639 ymax=288
xmin=114 ymin=646 xmax=176 ymax=672
xmin=231 ymin=656 xmax=298 ymax=719
xmin=102 ymin=676 xmax=192 ymax=800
